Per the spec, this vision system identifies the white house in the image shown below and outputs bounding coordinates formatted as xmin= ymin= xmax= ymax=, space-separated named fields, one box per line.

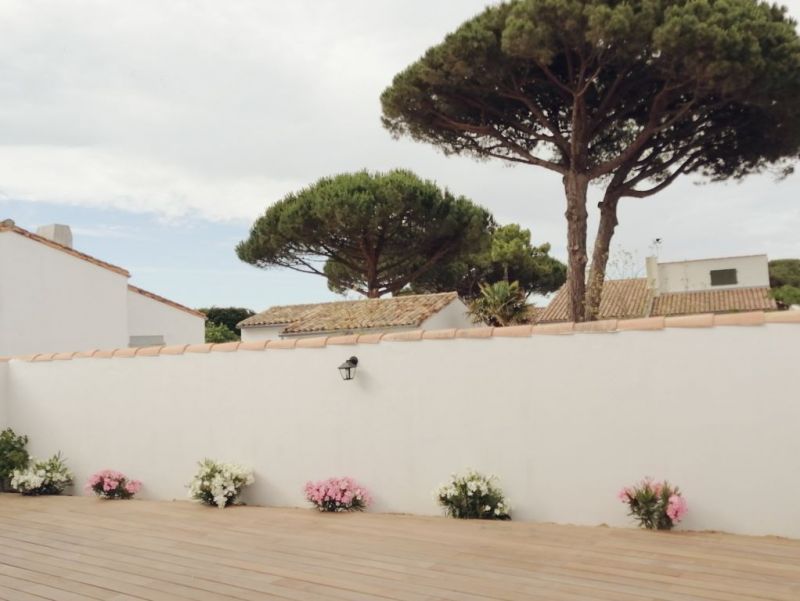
xmin=239 ymin=292 xmax=475 ymax=341
xmin=539 ymin=253 xmax=777 ymax=322
xmin=0 ymin=220 xmax=205 ymax=356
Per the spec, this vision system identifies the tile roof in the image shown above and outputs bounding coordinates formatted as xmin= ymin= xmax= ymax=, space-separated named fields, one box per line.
xmin=538 ymin=278 xmax=778 ymax=322
xmin=651 ymin=287 xmax=777 ymax=316
xmin=128 ymin=285 xmax=207 ymax=319
xmin=4 ymin=310 xmax=798 ymax=363
xmin=537 ymin=279 xmax=652 ymax=323
xmin=239 ymin=292 xmax=460 ymax=335
xmin=0 ymin=221 xmax=131 ymax=277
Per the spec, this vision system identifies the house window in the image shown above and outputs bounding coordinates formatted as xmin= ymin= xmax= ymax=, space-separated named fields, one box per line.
xmin=710 ymin=269 xmax=738 ymax=286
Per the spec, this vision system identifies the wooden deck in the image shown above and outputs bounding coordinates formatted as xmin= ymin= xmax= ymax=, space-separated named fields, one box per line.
xmin=0 ymin=495 xmax=797 ymax=601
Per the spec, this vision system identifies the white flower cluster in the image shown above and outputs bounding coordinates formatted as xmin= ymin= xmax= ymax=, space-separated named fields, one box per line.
xmin=11 ymin=454 xmax=73 ymax=495
xmin=434 ymin=468 xmax=511 ymax=519
xmin=188 ymin=459 xmax=255 ymax=509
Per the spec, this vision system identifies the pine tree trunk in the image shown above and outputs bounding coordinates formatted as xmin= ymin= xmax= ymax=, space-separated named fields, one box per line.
xmin=563 ymin=172 xmax=590 ymax=322
xmin=585 ymin=193 xmax=620 ymax=321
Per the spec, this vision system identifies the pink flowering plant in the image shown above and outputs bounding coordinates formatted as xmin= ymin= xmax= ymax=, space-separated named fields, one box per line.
xmin=304 ymin=476 xmax=372 ymax=512
xmin=86 ymin=470 xmax=142 ymax=500
xmin=618 ymin=478 xmax=687 ymax=530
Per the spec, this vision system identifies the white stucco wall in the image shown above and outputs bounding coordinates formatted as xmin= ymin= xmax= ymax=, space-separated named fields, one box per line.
xmin=0 ymin=231 xmax=129 ymax=356
xmin=0 ymin=361 xmax=8 ymax=426
xmin=240 ymin=325 xmax=287 ymax=342
xmin=127 ymin=289 xmax=204 ymax=346
xmin=656 ymin=255 xmax=769 ymax=293
xmin=419 ymin=299 xmax=475 ymax=329
xmin=2 ymin=323 xmax=798 ymax=538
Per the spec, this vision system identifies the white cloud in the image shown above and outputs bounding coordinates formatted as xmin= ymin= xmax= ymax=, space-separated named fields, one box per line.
xmin=0 ymin=0 xmax=798 ymax=263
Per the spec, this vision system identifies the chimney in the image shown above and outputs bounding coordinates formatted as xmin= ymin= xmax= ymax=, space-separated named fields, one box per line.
xmin=645 ymin=255 xmax=660 ymax=297
xmin=36 ymin=224 xmax=73 ymax=249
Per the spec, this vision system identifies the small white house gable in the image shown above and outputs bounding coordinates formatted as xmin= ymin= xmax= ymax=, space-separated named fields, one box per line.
xmin=0 ymin=220 xmax=205 ymax=356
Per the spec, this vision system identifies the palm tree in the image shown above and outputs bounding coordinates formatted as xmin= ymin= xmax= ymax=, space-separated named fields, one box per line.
xmin=467 ymin=281 xmax=530 ymax=327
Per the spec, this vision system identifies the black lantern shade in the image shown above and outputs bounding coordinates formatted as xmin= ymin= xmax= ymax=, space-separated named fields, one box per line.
xmin=338 ymin=356 xmax=358 ymax=381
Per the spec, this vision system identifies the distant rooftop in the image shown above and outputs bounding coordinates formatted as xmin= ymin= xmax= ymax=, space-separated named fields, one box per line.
xmin=239 ymin=292 xmax=460 ymax=335
xmin=539 ymin=279 xmax=776 ymax=323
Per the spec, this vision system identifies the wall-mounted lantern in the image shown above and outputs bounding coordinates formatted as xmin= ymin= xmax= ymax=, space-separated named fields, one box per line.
xmin=338 ymin=356 xmax=358 ymax=381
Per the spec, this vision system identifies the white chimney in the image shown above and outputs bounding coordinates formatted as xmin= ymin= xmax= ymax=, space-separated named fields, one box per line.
xmin=645 ymin=255 xmax=661 ymax=297
xmin=36 ymin=224 xmax=73 ymax=249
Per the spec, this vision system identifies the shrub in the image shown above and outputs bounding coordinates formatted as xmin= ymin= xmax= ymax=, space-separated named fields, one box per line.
xmin=86 ymin=470 xmax=142 ymax=500
xmin=618 ymin=478 xmax=688 ymax=530
xmin=304 ymin=477 xmax=372 ymax=512
xmin=11 ymin=453 xmax=72 ymax=495
xmin=205 ymin=321 xmax=239 ymax=343
xmin=0 ymin=428 xmax=29 ymax=491
xmin=188 ymin=459 xmax=254 ymax=508
xmin=435 ymin=469 xmax=510 ymax=520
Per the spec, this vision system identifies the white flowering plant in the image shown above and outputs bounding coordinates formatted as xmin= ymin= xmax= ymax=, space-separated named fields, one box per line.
xmin=434 ymin=469 xmax=510 ymax=520
xmin=188 ymin=459 xmax=254 ymax=509
xmin=11 ymin=453 xmax=73 ymax=496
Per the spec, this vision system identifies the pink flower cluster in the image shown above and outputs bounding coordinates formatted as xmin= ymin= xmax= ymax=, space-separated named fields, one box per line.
xmin=304 ymin=476 xmax=372 ymax=512
xmin=86 ymin=470 xmax=142 ymax=500
xmin=618 ymin=477 xmax=688 ymax=530
xmin=666 ymin=493 xmax=688 ymax=522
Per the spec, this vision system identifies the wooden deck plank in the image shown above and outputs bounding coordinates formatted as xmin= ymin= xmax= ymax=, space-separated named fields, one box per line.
xmin=0 ymin=495 xmax=797 ymax=601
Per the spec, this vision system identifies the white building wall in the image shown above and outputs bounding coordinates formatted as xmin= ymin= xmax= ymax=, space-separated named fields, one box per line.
xmin=0 ymin=360 xmax=8 ymax=426
xmin=240 ymin=325 xmax=286 ymax=342
xmin=419 ymin=299 xmax=475 ymax=329
xmin=0 ymin=232 xmax=129 ymax=356
xmin=657 ymin=255 xmax=769 ymax=293
xmin=3 ymin=323 xmax=799 ymax=538
xmin=127 ymin=289 xmax=204 ymax=346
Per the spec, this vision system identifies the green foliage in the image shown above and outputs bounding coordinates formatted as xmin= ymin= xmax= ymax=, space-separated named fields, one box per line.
xmin=237 ymin=170 xmax=493 ymax=298
xmin=468 ymin=280 xmax=531 ymax=327
xmin=199 ymin=307 xmax=255 ymax=337
xmin=769 ymin=259 xmax=800 ymax=288
xmin=435 ymin=469 xmax=511 ymax=520
xmin=205 ymin=321 xmax=239 ymax=343
xmin=382 ymin=0 xmax=800 ymax=319
xmin=0 ymin=428 xmax=29 ymax=491
xmin=771 ymin=285 xmax=800 ymax=307
xmin=412 ymin=223 xmax=565 ymax=298
xmin=619 ymin=479 xmax=687 ymax=531
xmin=382 ymin=0 xmax=800 ymax=181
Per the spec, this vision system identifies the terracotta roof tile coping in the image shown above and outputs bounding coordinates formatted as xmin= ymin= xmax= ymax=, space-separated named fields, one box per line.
xmin=422 ymin=329 xmax=457 ymax=340
xmin=211 ymin=342 xmax=241 ymax=352
xmin=160 ymin=344 xmax=188 ymax=355
xmin=267 ymin=339 xmax=297 ymax=349
xmin=765 ymin=310 xmax=800 ymax=323
xmin=4 ymin=311 xmax=797 ymax=362
xmin=112 ymin=348 xmax=138 ymax=358
xmin=185 ymin=343 xmax=214 ymax=354
xmin=327 ymin=334 xmax=360 ymax=345
xmin=456 ymin=327 xmax=494 ymax=339
xmin=136 ymin=346 xmax=163 ymax=357
xmin=238 ymin=340 xmax=269 ymax=351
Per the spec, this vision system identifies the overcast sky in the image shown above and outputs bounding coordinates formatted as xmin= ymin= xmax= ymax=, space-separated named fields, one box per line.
xmin=1 ymin=1 xmax=798 ymax=310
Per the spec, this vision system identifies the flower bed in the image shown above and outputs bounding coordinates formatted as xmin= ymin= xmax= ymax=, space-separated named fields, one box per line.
xmin=188 ymin=459 xmax=254 ymax=508
xmin=304 ymin=476 xmax=371 ymax=512
xmin=86 ymin=470 xmax=142 ymax=499
xmin=618 ymin=478 xmax=687 ymax=530
xmin=11 ymin=453 xmax=72 ymax=495
xmin=435 ymin=469 xmax=510 ymax=520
